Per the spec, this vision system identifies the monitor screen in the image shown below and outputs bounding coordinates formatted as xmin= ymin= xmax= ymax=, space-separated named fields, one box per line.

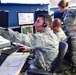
xmin=17 ymin=12 xmax=34 ymax=25
xmin=54 ymin=11 xmax=64 ymax=22
xmin=21 ymin=25 xmax=33 ymax=34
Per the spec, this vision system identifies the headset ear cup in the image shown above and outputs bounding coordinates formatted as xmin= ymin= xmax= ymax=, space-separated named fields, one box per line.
xmin=43 ymin=16 xmax=47 ymax=27
xmin=43 ymin=23 xmax=47 ymax=27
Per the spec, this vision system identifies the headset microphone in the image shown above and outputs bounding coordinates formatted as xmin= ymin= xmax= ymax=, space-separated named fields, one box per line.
xmin=36 ymin=25 xmax=43 ymax=28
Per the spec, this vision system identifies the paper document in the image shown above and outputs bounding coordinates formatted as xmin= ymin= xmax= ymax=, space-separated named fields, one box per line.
xmin=1 ymin=55 xmax=26 ymax=67
xmin=0 ymin=67 xmax=19 ymax=75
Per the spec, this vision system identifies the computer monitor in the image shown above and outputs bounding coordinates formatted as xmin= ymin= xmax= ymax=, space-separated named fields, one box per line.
xmin=0 ymin=11 xmax=8 ymax=27
xmin=17 ymin=12 xmax=34 ymax=25
xmin=21 ymin=25 xmax=33 ymax=34
xmin=54 ymin=11 xmax=64 ymax=22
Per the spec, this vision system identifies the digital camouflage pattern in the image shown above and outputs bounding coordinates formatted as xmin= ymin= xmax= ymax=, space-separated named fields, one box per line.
xmin=0 ymin=27 xmax=59 ymax=71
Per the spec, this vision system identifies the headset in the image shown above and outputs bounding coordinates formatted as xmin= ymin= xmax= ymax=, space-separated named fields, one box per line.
xmin=42 ymin=16 xmax=47 ymax=27
xmin=36 ymin=14 xmax=47 ymax=28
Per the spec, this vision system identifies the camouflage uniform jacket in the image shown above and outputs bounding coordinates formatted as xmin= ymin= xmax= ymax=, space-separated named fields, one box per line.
xmin=63 ymin=8 xmax=76 ymax=36
xmin=63 ymin=8 xmax=76 ymax=67
xmin=0 ymin=27 xmax=59 ymax=71
xmin=54 ymin=28 xmax=67 ymax=42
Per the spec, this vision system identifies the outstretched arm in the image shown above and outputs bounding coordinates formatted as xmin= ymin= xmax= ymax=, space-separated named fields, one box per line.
xmin=0 ymin=27 xmax=35 ymax=45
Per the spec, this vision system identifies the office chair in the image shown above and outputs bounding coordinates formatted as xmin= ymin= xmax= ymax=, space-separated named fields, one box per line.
xmin=27 ymin=41 xmax=68 ymax=75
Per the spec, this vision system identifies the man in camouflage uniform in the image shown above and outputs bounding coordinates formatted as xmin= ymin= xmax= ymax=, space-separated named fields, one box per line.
xmin=0 ymin=14 xmax=59 ymax=71
xmin=52 ymin=18 xmax=67 ymax=42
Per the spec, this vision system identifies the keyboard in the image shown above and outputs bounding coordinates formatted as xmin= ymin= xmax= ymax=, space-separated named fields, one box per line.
xmin=0 ymin=46 xmax=21 ymax=66
xmin=1 ymin=46 xmax=20 ymax=55
xmin=0 ymin=54 xmax=8 ymax=66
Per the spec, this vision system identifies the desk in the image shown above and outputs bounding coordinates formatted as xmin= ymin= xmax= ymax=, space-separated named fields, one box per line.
xmin=0 ymin=52 xmax=30 ymax=75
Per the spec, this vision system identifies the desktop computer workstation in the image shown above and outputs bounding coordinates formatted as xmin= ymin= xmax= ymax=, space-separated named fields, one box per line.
xmin=0 ymin=39 xmax=23 ymax=66
xmin=0 ymin=39 xmax=30 ymax=75
xmin=0 ymin=36 xmax=29 ymax=64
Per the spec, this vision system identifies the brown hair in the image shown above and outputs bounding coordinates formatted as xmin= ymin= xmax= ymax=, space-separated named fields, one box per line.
xmin=45 ymin=14 xmax=52 ymax=26
xmin=53 ymin=18 xmax=62 ymax=26
xmin=58 ymin=0 xmax=69 ymax=8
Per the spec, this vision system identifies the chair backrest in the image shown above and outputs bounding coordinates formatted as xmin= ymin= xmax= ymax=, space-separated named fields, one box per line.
xmin=52 ymin=41 xmax=68 ymax=73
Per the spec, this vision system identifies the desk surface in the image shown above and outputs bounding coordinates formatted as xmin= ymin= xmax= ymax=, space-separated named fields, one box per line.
xmin=0 ymin=52 xmax=30 ymax=75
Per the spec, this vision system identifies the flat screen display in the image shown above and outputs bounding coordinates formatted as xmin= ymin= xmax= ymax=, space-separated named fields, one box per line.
xmin=17 ymin=12 xmax=34 ymax=25
xmin=54 ymin=11 xmax=64 ymax=22
xmin=21 ymin=25 xmax=33 ymax=34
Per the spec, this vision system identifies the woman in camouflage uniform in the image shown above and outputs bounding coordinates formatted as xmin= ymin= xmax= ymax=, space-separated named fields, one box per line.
xmin=58 ymin=0 xmax=76 ymax=69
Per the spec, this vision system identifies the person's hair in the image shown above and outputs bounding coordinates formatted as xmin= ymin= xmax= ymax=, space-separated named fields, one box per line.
xmin=53 ymin=18 xmax=62 ymax=26
xmin=38 ymin=14 xmax=52 ymax=26
xmin=58 ymin=0 xmax=69 ymax=8
xmin=38 ymin=14 xmax=45 ymax=19
xmin=45 ymin=14 xmax=52 ymax=26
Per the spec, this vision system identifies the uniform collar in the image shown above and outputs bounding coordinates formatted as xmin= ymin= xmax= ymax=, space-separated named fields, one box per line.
xmin=44 ymin=27 xmax=52 ymax=32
